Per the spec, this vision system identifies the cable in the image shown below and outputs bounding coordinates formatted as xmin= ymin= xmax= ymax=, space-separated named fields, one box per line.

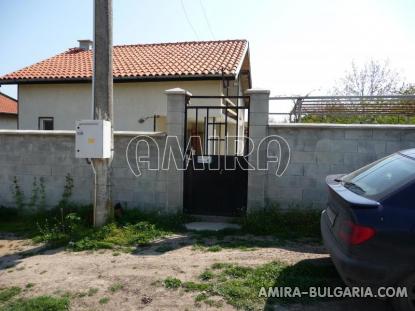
xmin=181 ymin=0 xmax=199 ymax=40
xmin=199 ymin=0 xmax=215 ymax=39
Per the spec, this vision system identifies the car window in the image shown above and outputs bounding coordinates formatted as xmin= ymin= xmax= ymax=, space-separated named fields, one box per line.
xmin=341 ymin=153 xmax=415 ymax=199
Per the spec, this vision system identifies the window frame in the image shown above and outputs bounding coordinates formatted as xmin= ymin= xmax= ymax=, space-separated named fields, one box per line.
xmin=38 ymin=117 xmax=54 ymax=130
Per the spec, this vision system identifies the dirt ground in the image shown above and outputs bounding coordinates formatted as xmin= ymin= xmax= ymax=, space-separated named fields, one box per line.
xmin=0 ymin=233 xmax=392 ymax=311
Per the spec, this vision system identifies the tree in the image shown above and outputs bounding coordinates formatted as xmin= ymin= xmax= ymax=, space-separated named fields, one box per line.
xmin=333 ymin=60 xmax=406 ymax=96
xmin=401 ymin=84 xmax=415 ymax=95
xmin=301 ymin=61 xmax=415 ymax=124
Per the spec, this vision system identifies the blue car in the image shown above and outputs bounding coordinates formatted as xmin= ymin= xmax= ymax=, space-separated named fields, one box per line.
xmin=321 ymin=149 xmax=415 ymax=310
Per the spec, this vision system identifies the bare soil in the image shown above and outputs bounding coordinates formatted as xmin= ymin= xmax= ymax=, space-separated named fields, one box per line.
xmin=0 ymin=233 xmax=391 ymax=311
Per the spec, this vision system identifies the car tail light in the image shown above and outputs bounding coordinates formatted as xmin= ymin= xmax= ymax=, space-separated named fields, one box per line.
xmin=338 ymin=221 xmax=376 ymax=245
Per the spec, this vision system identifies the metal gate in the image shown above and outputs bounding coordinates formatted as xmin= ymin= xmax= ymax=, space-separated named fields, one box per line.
xmin=183 ymin=95 xmax=250 ymax=217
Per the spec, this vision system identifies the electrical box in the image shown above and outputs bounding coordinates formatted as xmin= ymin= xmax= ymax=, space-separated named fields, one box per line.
xmin=75 ymin=120 xmax=112 ymax=158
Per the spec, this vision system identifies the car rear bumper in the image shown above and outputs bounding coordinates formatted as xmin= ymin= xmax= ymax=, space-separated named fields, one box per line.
xmin=321 ymin=210 xmax=394 ymax=288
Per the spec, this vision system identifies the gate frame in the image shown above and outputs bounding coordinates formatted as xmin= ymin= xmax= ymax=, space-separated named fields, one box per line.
xmin=164 ymin=88 xmax=271 ymax=215
xmin=182 ymin=94 xmax=251 ymax=217
xmin=183 ymin=94 xmax=251 ymax=156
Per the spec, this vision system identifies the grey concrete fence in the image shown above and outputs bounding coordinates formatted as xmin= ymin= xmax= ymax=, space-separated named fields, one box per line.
xmin=1 ymin=89 xmax=415 ymax=212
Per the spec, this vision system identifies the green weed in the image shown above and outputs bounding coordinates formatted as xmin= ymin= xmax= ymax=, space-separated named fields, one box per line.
xmin=163 ymin=277 xmax=182 ymax=289
xmin=109 ymin=283 xmax=124 ymax=293
xmin=1 ymin=295 xmax=69 ymax=311
xmin=162 ymin=259 xmax=342 ymax=310
xmin=99 ymin=297 xmax=110 ymax=304
xmin=0 ymin=287 xmax=21 ymax=303
xmin=240 ymin=204 xmax=321 ymax=240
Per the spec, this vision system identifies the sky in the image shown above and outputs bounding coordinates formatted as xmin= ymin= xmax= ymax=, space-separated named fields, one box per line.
xmin=1 ymin=0 xmax=415 ymax=107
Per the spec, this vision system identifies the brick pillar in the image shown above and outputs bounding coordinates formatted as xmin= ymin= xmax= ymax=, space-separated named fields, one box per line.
xmin=246 ymin=88 xmax=270 ymax=211
xmin=164 ymin=88 xmax=191 ymax=213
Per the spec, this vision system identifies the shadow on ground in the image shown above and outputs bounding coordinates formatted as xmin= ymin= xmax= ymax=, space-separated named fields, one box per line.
xmin=132 ymin=230 xmax=326 ymax=257
xmin=0 ymin=233 xmax=64 ymax=271
xmin=263 ymin=258 xmax=393 ymax=311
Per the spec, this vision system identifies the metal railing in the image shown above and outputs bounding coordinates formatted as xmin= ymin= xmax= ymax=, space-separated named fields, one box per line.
xmin=268 ymin=95 xmax=415 ymax=123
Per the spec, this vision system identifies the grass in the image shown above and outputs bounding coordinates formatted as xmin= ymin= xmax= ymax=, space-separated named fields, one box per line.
xmin=163 ymin=277 xmax=182 ymax=289
xmin=1 ymin=203 xmax=321 ymax=255
xmin=182 ymin=282 xmax=210 ymax=292
xmin=42 ymin=217 xmax=173 ymax=252
xmin=188 ymin=205 xmax=321 ymax=248
xmin=191 ymin=243 xmax=225 ymax=252
xmin=199 ymin=270 xmax=214 ymax=281
xmin=87 ymin=288 xmax=98 ymax=297
xmin=0 ymin=287 xmax=69 ymax=311
xmin=154 ymin=244 xmax=175 ymax=253
xmin=108 ymin=283 xmax=124 ymax=293
xmin=0 ymin=206 xmax=188 ymax=252
xmin=239 ymin=205 xmax=321 ymax=240
xmin=163 ymin=259 xmax=342 ymax=310
xmin=0 ymin=287 xmax=21 ymax=303
xmin=98 ymin=297 xmax=110 ymax=305
xmin=0 ymin=208 xmax=39 ymax=235
xmin=1 ymin=296 xmax=69 ymax=311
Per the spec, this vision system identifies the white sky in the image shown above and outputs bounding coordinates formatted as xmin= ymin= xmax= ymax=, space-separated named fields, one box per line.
xmin=1 ymin=0 xmax=414 ymax=117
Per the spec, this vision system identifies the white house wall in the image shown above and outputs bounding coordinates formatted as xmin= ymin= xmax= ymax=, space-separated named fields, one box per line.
xmin=18 ymin=80 xmax=222 ymax=131
xmin=0 ymin=115 xmax=17 ymax=129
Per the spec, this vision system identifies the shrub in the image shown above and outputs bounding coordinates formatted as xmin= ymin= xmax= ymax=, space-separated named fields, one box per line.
xmin=302 ymin=114 xmax=415 ymax=124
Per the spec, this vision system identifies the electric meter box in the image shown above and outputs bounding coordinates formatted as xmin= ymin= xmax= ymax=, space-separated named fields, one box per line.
xmin=75 ymin=120 xmax=111 ymax=158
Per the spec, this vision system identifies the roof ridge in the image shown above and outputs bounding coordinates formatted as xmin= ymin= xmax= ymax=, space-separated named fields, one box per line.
xmin=112 ymin=39 xmax=247 ymax=48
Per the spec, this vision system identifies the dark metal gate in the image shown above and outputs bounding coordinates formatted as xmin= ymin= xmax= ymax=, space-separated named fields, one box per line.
xmin=183 ymin=95 xmax=250 ymax=217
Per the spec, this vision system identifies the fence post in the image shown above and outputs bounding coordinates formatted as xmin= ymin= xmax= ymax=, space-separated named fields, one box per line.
xmin=246 ymin=88 xmax=270 ymax=212
xmin=164 ymin=88 xmax=191 ymax=213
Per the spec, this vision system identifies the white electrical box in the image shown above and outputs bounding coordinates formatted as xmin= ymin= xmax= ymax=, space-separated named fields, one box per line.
xmin=75 ymin=120 xmax=112 ymax=158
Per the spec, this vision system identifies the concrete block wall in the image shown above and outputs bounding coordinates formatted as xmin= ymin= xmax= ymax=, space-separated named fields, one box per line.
xmin=266 ymin=124 xmax=415 ymax=208
xmin=1 ymin=123 xmax=414 ymax=213
xmin=0 ymin=130 xmax=168 ymax=210
xmin=112 ymin=132 xmax=168 ymax=211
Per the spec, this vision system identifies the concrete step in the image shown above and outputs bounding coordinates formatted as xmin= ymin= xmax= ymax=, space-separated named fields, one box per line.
xmin=184 ymin=222 xmax=241 ymax=232
xmin=187 ymin=214 xmax=240 ymax=223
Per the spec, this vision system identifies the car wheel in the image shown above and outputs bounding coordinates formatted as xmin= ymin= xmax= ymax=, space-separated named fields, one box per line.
xmin=393 ymin=274 xmax=415 ymax=311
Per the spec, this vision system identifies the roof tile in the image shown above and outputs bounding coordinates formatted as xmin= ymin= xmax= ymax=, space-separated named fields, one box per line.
xmin=1 ymin=40 xmax=247 ymax=83
xmin=0 ymin=93 xmax=18 ymax=114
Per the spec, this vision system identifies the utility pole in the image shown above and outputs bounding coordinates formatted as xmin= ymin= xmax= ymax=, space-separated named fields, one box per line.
xmin=92 ymin=0 xmax=114 ymax=227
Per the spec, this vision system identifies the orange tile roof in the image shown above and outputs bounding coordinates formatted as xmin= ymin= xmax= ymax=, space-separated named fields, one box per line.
xmin=0 ymin=40 xmax=248 ymax=83
xmin=0 ymin=92 xmax=17 ymax=114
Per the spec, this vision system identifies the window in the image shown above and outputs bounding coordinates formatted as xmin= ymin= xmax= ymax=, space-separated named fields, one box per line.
xmin=341 ymin=153 xmax=415 ymax=199
xmin=38 ymin=117 xmax=54 ymax=130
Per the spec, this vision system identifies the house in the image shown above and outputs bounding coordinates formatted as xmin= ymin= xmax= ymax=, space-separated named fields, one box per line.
xmin=0 ymin=40 xmax=251 ymax=137
xmin=0 ymin=92 xmax=18 ymax=129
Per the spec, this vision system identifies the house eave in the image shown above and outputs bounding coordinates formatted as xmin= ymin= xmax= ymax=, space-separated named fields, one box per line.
xmin=0 ymin=112 xmax=18 ymax=116
xmin=0 ymin=73 xmax=237 ymax=85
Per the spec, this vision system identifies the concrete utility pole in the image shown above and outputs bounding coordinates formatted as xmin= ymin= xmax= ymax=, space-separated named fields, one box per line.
xmin=92 ymin=0 xmax=114 ymax=227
